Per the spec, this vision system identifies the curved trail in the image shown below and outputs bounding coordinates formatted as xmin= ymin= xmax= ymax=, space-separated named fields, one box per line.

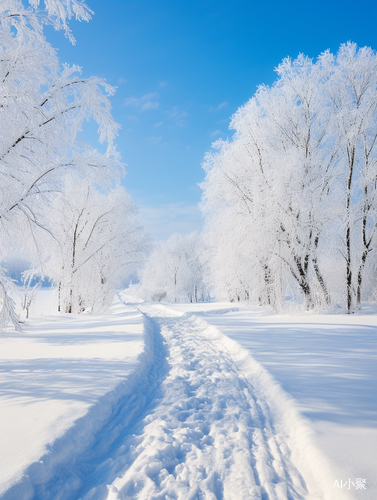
xmin=5 ymin=301 xmax=339 ymax=499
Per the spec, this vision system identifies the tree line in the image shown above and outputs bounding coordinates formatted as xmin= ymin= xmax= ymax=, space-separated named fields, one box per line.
xmin=137 ymin=43 xmax=377 ymax=313
xmin=0 ymin=0 xmax=148 ymax=328
xmin=2 ymin=4 xmax=376 ymax=320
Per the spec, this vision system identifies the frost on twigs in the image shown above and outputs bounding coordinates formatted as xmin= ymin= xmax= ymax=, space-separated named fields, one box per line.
xmin=1 ymin=0 xmax=93 ymax=44
xmin=136 ymin=232 xmax=209 ymax=304
xmin=18 ymin=271 xmax=41 ymax=319
xmin=0 ymin=0 xmax=130 ymax=329
xmin=43 ymin=176 xmax=149 ymax=314
xmin=0 ymin=275 xmax=21 ymax=332
xmin=201 ymin=42 xmax=377 ymax=313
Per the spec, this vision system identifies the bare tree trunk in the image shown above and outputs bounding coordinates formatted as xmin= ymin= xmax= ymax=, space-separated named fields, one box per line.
xmin=313 ymin=261 xmax=331 ymax=305
xmin=58 ymin=280 xmax=62 ymax=312
xmin=356 ymin=186 xmax=375 ymax=306
xmin=346 ymin=225 xmax=353 ymax=313
xmin=263 ymin=263 xmax=273 ymax=306
xmin=356 ymin=250 xmax=369 ymax=306
xmin=66 ymin=220 xmax=78 ymax=313
xmin=346 ymin=146 xmax=355 ymax=313
xmin=66 ymin=287 xmax=73 ymax=313
xmin=312 ymin=236 xmax=331 ymax=305
xmin=294 ymin=255 xmax=313 ymax=309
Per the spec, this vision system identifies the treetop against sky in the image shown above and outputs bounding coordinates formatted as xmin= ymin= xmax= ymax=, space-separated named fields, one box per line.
xmin=42 ymin=0 xmax=377 ymax=240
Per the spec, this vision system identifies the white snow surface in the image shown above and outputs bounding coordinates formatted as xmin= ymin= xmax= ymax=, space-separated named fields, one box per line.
xmin=0 ymin=291 xmax=146 ymax=499
xmin=1 ymin=291 xmax=375 ymax=499
xmin=161 ymin=301 xmax=377 ymax=500
xmin=100 ymin=302 xmax=336 ymax=500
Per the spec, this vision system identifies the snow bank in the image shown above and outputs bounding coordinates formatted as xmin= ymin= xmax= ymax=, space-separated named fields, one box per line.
xmin=196 ymin=306 xmax=377 ymax=500
xmin=0 ymin=293 xmax=152 ymax=499
xmin=186 ymin=313 xmax=350 ymax=500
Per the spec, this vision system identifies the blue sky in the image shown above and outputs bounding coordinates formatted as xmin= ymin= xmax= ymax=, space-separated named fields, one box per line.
xmin=47 ymin=0 xmax=377 ymax=240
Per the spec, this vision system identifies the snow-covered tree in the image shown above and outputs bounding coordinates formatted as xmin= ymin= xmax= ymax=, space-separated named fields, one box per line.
xmin=0 ymin=273 xmax=20 ymax=330
xmin=3 ymin=0 xmax=93 ymax=44
xmin=0 ymin=1 xmax=121 ymax=231
xmin=137 ymin=232 xmax=208 ymax=303
xmin=202 ymin=54 xmax=338 ymax=310
xmin=43 ymin=177 xmax=148 ymax=313
xmin=327 ymin=43 xmax=377 ymax=311
xmin=0 ymin=0 xmax=123 ymax=327
xmin=201 ymin=43 xmax=377 ymax=312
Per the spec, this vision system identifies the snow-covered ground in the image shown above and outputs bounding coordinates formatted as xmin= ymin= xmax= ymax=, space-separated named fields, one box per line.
xmin=161 ymin=301 xmax=377 ymax=500
xmin=0 ymin=291 xmax=375 ymax=499
xmin=0 ymin=290 xmax=147 ymax=499
xmin=100 ymin=301 xmax=338 ymax=500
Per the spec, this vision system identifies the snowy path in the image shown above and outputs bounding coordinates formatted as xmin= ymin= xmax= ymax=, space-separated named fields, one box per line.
xmin=2 ymin=300 xmax=348 ymax=499
xmin=102 ymin=306 xmax=311 ymax=500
